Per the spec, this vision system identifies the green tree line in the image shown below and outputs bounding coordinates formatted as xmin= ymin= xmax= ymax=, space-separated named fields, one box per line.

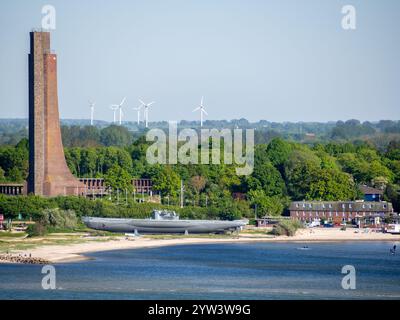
xmin=1 ymin=133 xmax=400 ymax=217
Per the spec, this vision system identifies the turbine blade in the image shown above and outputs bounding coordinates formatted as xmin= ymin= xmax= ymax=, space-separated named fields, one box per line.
xmin=120 ymin=97 xmax=127 ymax=106
xmin=193 ymin=107 xmax=200 ymax=112
xmin=202 ymin=109 xmax=208 ymax=116
xmin=138 ymin=99 xmax=146 ymax=105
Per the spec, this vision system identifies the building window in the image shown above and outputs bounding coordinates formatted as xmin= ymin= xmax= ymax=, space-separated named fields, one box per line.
xmin=349 ymin=204 xmax=352 ymax=209
xmin=329 ymin=204 xmax=332 ymax=208
xmin=342 ymin=204 xmax=346 ymax=209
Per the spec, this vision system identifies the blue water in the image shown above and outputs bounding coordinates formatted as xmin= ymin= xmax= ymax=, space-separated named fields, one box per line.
xmin=1 ymin=242 xmax=400 ymax=300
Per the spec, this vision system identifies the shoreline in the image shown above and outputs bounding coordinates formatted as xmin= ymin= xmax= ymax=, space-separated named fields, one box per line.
xmin=1 ymin=228 xmax=400 ymax=264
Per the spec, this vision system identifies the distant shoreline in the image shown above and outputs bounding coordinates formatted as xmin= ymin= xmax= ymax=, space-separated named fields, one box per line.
xmin=1 ymin=228 xmax=399 ymax=264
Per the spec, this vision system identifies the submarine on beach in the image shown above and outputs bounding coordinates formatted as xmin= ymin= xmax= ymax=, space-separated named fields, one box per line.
xmin=82 ymin=210 xmax=248 ymax=234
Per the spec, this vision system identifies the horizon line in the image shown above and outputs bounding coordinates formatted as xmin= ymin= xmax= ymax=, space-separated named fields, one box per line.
xmin=0 ymin=118 xmax=399 ymax=125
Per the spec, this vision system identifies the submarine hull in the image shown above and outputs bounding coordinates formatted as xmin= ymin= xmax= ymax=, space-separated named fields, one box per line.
xmin=83 ymin=217 xmax=247 ymax=234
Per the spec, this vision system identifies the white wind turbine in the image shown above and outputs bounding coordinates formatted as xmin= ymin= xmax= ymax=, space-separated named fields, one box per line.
xmin=139 ymin=99 xmax=155 ymax=128
xmin=89 ymin=100 xmax=95 ymax=126
xmin=111 ymin=97 xmax=126 ymax=125
xmin=110 ymin=105 xmax=118 ymax=124
xmin=133 ymin=105 xmax=142 ymax=125
xmin=193 ymin=96 xmax=208 ymax=127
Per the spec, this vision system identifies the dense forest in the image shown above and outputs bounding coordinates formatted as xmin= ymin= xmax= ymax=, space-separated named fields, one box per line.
xmin=1 ymin=121 xmax=400 ymax=216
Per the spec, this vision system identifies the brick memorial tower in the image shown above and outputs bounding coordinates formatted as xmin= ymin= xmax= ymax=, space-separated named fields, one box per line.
xmin=27 ymin=31 xmax=85 ymax=196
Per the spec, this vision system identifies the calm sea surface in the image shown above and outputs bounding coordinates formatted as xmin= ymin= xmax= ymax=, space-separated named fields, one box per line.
xmin=0 ymin=241 xmax=399 ymax=300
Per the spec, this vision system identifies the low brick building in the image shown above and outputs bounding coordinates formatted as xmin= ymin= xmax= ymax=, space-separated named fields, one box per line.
xmin=290 ymin=201 xmax=393 ymax=224
xmin=0 ymin=179 xmax=153 ymax=196
xmin=79 ymin=178 xmax=152 ymax=193
xmin=0 ymin=184 xmax=25 ymax=196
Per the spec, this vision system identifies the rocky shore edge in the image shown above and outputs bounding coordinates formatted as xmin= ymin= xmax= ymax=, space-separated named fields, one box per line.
xmin=0 ymin=253 xmax=51 ymax=265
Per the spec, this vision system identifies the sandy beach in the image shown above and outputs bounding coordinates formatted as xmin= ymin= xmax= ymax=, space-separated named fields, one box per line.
xmin=1 ymin=228 xmax=399 ymax=264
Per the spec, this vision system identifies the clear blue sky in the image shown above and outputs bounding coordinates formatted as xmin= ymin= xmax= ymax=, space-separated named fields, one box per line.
xmin=0 ymin=0 xmax=399 ymax=122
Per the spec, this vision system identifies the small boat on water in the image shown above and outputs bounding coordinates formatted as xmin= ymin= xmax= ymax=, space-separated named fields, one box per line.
xmin=297 ymin=246 xmax=310 ymax=251
xmin=83 ymin=210 xmax=248 ymax=234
